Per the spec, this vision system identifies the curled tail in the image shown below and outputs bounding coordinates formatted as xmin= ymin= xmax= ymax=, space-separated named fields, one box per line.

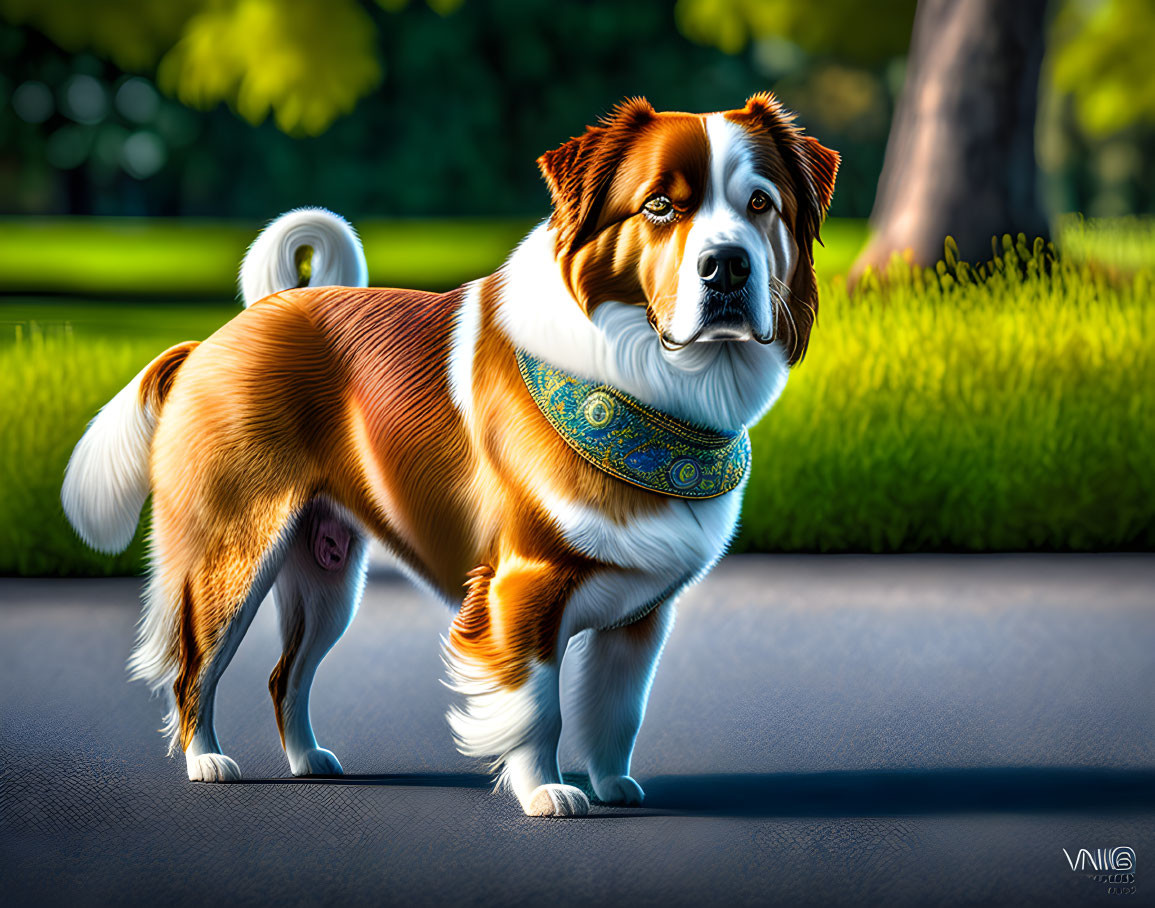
xmin=239 ymin=207 xmax=368 ymax=307
xmin=62 ymin=341 xmax=199 ymax=554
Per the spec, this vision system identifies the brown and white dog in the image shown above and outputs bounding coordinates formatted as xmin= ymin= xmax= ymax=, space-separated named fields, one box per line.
xmin=62 ymin=94 xmax=837 ymax=817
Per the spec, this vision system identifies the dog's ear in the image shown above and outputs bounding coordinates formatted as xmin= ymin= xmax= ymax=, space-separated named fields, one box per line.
xmin=785 ymin=133 xmax=839 ymax=364
xmin=538 ymin=97 xmax=656 ymax=254
xmin=797 ymin=134 xmax=840 ymax=221
xmin=738 ymin=92 xmax=839 ymax=237
xmin=735 ymin=92 xmax=840 ymax=364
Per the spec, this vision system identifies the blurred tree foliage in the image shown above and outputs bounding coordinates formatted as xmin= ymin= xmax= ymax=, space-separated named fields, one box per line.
xmin=158 ymin=0 xmax=382 ymax=136
xmin=5 ymin=1 xmax=894 ymax=218
xmin=675 ymin=0 xmax=916 ymax=63
xmin=0 ymin=0 xmax=197 ymax=71
xmin=1041 ymin=0 xmax=1155 ymax=216
xmin=1050 ymin=0 xmax=1155 ymax=136
xmin=0 ymin=0 xmax=456 ymax=136
xmin=0 ymin=0 xmax=1152 ymax=219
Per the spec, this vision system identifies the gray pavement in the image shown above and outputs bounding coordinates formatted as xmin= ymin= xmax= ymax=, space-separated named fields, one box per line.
xmin=2 ymin=555 xmax=1154 ymax=906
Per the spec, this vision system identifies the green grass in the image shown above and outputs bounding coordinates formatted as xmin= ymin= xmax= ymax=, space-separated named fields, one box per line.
xmin=1 ymin=331 xmax=157 ymax=575
xmin=1057 ymin=214 xmax=1155 ymax=275
xmin=739 ymin=236 xmax=1154 ymax=552
xmin=0 ymin=219 xmax=1150 ymax=575
xmin=811 ymin=218 xmax=869 ymax=278
xmin=0 ymin=216 xmax=867 ymax=298
xmin=1 ymin=299 xmax=238 ymax=343
xmin=0 ymin=217 xmax=537 ymax=297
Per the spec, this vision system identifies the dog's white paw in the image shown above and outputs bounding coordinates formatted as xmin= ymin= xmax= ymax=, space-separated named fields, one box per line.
xmin=290 ymin=747 xmax=344 ymax=777
xmin=592 ymin=774 xmax=645 ymax=806
xmin=186 ymin=752 xmax=241 ymax=783
xmin=524 ymin=783 xmax=590 ymax=817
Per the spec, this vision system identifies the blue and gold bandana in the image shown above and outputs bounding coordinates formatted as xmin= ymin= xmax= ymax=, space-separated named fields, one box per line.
xmin=515 ymin=350 xmax=750 ymax=499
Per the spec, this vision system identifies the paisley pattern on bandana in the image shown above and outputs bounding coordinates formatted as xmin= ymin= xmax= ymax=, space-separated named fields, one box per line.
xmin=515 ymin=350 xmax=750 ymax=499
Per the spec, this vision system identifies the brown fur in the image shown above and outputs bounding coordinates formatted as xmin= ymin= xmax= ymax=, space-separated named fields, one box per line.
xmin=539 ymin=93 xmax=839 ymax=363
xmin=151 ymin=284 xmax=632 ymax=744
xmin=268 ymin=608 xmax=304 ymax=748
xmin=727 ymin=93 xmax=840 ymax=363
xmin=153 ymin=94 xmax=837 ymax=751
xmin=138 ymin=341 xmax=199 ymax=412
xmin=539 ymin=98 xmax=710 ymax=329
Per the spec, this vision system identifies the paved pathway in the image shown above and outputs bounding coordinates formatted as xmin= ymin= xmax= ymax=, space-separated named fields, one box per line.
xmin=3 ymin=555 xmax=1153 ymax=906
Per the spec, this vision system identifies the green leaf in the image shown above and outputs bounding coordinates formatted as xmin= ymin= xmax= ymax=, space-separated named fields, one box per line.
xmin=157 ymin=0 xmax=383 ymax=137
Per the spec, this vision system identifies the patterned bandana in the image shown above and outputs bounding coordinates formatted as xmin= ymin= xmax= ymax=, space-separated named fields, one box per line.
xmin=515 ymin=350 xmax=750 ymax=499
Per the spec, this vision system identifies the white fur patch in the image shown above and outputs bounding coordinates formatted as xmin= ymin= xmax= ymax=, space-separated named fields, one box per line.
xmin=670 ymin=114 xmax=798 ymax=346
xmin=525 ymin=783 xmax=589 ymax=817
xmin=560 ymin=569 xmax=688 ymax=638
xmin=61 ymin=366 xmax=156 ymax=554
xmin=444 ymin=652 xmax=564 ymax=802
xmin=539 ymin=483 xmax=742 ymax=575
xmin=128 ymin=566 xmax=182 ymax=715
xmin=447 ymin=280 xmax=482 ymax=421
xmin=185 ymin=751 xmax=241 ymax=782
xmin=561 ymin=603 xmax=676 ymax=801
xmin=240 ymin=207 xmax=368 ymax=307
xmin=497 ymin=224 xmax=789 ymax=431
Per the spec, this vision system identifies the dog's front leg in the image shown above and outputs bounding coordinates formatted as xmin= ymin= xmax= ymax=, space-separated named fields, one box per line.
xmin=444 ymin=561 xmax=589 ymax=817
xmin=563 ymin=598 xmax=676 ymax=806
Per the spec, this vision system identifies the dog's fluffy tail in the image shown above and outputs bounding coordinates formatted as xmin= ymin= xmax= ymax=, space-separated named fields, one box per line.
xmin=62 ymin=341 xmax=199 ymax=554
xmin=239 ymin=207 xmax=368 ymax=307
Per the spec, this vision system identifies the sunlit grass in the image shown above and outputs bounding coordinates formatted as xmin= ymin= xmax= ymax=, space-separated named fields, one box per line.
xmin=0 ymin=217 xmax=537 ymax=297
xmin=0 ymin=216 xmax=868 ymax=298
xmin=0 ymin=299 xmax=237 ymax=343
xmin=0 ymin=330 xmax=159 ymax=575
xmin=1057 ymin=214 xmax=1155 ymax=275
xmin=740 ymin=236 xmax=1154 ymax=552
xmin=0 ymin=221 xmax=1150 ymax=574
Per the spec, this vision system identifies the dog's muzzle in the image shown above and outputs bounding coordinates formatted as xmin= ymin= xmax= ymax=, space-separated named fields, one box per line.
xmin=697 ymin=245 xmax=750 ymax=294
xmin=697 ymin=244 xmax=755 ymax=341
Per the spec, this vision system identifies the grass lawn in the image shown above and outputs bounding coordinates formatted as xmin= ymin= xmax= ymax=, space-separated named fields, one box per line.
xmin=0 ymin=217 xmax=1151 ymax=574
xmin=0 ymin=216 xmax=868 ymax=299
xmin=742 ymin=239 xmax=1153 ymax=553
xmin=0 ymin=217 xmax=539 ymax=297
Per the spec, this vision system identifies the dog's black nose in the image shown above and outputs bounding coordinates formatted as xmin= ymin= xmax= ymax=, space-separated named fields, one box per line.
xmin=697 ymin=245 xmax=750 ymax=293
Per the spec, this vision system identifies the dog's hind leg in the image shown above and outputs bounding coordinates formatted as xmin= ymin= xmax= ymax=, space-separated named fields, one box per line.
xmin=269 ymin=501 xmax=368 ymax=776
xmin=172 ymin=524 xmax=291 ymax=783
xmin=139 ymin=486 xmax=298 ymax=782
xmin=178 ymin=576 xmax=276 ymax=781
xmin=562 ymin=599 xmax=676 ymax=806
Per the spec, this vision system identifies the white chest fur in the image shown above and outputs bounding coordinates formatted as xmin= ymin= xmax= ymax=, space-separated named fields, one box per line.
xmin=447 ymin=223 xmax=781 ymax=631
xmin=540 ymin=480 xmax=746 ymax=633
xmin=538 ymin=481 xmax=744 ymax=574
xmin=494 ymin=224 xmax=789 ymax=433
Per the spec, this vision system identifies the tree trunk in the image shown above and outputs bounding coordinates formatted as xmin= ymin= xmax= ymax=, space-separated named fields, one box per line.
xmin=852 ymin=0 xmax=1049 ymax=276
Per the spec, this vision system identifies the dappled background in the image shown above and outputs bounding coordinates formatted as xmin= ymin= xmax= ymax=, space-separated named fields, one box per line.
xmin=0 ymin=0 xmax=1152 ymax=574
xmin=2 ymin=0 xmax=1153 ymax=221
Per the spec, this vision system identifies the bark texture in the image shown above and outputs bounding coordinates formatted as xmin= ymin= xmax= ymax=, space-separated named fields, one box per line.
xmin=853 ymin=0 xmax=1049 ymax=276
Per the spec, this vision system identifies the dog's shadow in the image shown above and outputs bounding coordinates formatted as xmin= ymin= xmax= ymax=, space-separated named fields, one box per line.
xmin=241 ymin=767 xmax=1155 ymax=817
xmin=639 ymin=767 xmax=1155 ymax=817
xmin=244 ymin=772 xmax=493 ymax=789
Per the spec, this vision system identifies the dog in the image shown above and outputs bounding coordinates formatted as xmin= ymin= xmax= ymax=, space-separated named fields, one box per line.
xmin=62 ymin=94 xmax=837 ymax=817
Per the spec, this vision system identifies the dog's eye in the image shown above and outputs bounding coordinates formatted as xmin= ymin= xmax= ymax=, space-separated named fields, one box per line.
xmin=643 ymin=195 xmax=674 ymax=220
xmin=749 ymin=190 xmax=772 ymax=214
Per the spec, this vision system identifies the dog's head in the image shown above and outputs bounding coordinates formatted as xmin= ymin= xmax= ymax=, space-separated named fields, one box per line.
xmin=538 ymin=94 xmax=838 ymax=364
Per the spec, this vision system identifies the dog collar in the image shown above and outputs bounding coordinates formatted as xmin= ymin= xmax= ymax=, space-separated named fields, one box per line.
xmin=515 ymin=350 xmax=750 ymax=499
